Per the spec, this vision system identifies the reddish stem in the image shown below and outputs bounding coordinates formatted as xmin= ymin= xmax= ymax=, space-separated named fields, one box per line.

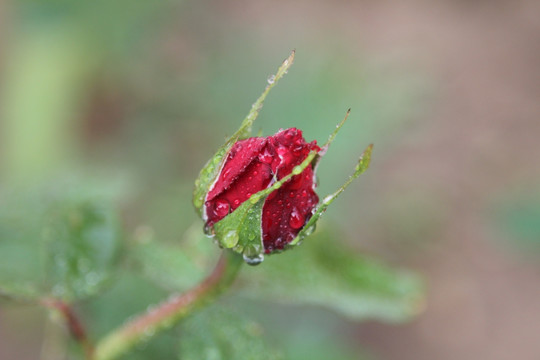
xmin=93 ymin=250 xmax=243 ymax=360
xmin=41 ymin=298 xmax=93 ymax=359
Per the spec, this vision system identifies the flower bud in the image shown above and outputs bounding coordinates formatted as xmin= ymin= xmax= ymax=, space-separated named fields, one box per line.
xmin=204 ymin=128 xmax=320 ymax=254
xmin=192 ymin=51 xmax=372 ymax=265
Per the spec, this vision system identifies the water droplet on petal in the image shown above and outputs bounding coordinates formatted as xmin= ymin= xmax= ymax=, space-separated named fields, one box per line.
xmin=289 ymin=208 xmax=305 ymax=229
xmin=258 ymin=148 xmax=274 ymax=164
xmin=214 ymin=199 xmax=230 ymax=218
xmin=276 ymin=146 xmax=288 ymax=156
xmin=283 ymin=128 xmax=297 ymax=140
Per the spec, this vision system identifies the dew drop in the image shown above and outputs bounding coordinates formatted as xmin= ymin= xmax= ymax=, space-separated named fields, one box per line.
xmin=214 ymin=199 xmax=230 ymax=218
xmin=303 ymin=224 xmax=316 ymax=236
xmin=289 ymin=208 xmax=305 ymax=229
xmin=243 ymin=244 xmax=265 ymax=265
xmin=222 ymin=230 xmax=239 ymax=248
xmin=276 ymin=146 xmax=288 ymax=156
xmin=258 ymin=148 xmax=274 ymax=164
xmin=233 ymin=199 xmax=240 ymax=206
xmin=267 ymin=74 xmax=275 ymax=85
xmin=203 ymin=223 xmax=214 ymax=236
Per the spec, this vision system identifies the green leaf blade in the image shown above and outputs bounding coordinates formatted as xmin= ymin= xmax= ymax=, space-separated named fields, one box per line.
xmin=0 ymin=184 xmax=122 ymax=302
xmin=179 ymin=305 xmax=283 ymax=360
xmin=128 ymin=225 xmax=219 ymax=292
xmin=242 ymin=228 xmax=424 ymax=323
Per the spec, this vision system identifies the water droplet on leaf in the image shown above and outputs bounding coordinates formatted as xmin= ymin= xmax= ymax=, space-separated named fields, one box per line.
xmin=221 ymin=230 xmax=239 ymax=248
xmin=243 ymin=253 xmax=264 ymax=266
xmin=203 ymin=223 xmax=214 ymax=236
xmin=303 ymin=224 xmax=316 ymax=236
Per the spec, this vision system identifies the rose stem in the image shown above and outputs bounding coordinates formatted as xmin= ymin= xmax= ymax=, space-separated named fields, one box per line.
xmin=93 ymin=250 xmax=243 ymax=360
xmin=40 ymin=298 xmax=94 ymax=359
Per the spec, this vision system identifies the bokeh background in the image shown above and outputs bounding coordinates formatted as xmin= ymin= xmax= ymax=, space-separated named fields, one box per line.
xmin=1 ymin=0 xmax=540 ymax=359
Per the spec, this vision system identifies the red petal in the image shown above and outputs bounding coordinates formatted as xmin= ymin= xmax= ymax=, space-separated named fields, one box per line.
xmin=206 ymin=137 xmax=267 ymax=202
xmin=262 ymin=167 xmax=318 ymax=252
xmin=262 ymin=128 xmax=320 ymax=253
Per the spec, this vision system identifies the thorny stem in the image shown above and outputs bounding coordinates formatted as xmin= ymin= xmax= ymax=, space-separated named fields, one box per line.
xmin=93 ymin=250 xmax=243 ymax=360
xmin=40 ymin=298 xmax=94 ymax=359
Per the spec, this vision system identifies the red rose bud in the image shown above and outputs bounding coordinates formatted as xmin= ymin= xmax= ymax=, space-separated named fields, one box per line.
xmin=204 ymin=128 xmax=320 ymax=254
xmin=193 ymin=52 xmax=372 ymax=266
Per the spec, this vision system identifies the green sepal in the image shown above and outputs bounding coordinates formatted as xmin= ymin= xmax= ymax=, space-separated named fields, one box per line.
xmin=289 ymin=143 xmax=373 ymax=247
xmin=192 ymin=51 xmax=296 ymax=216
xmin=312 ymin=108 xmax=350 ymax=169
xmin=212 ymin=150 xmax=318 ymax=262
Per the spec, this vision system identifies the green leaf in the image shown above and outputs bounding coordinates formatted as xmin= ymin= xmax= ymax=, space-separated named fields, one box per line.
xmin=192 ymin=51 xmax=296 ymax=215
xmin=0 ymin=184 xmax=122 ymax=302
xmin=241 ymin=228 xmax=424 ymax=322
xmin=179 ymin=305 xmax=283 ymax=360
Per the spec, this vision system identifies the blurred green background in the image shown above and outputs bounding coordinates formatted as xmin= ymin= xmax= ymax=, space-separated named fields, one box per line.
xmin=1 ymin=0 xmax=540 ymax=359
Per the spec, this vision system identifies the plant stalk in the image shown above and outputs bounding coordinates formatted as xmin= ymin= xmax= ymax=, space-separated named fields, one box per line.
xmin=40 ymin=298 xmax=93 ymax=360
xmin=93 ymin=250 xmax=243 ymax=360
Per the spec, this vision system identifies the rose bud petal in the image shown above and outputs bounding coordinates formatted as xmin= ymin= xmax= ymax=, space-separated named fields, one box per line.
xmin=204 ymin=128 xmax=320 ymax=254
